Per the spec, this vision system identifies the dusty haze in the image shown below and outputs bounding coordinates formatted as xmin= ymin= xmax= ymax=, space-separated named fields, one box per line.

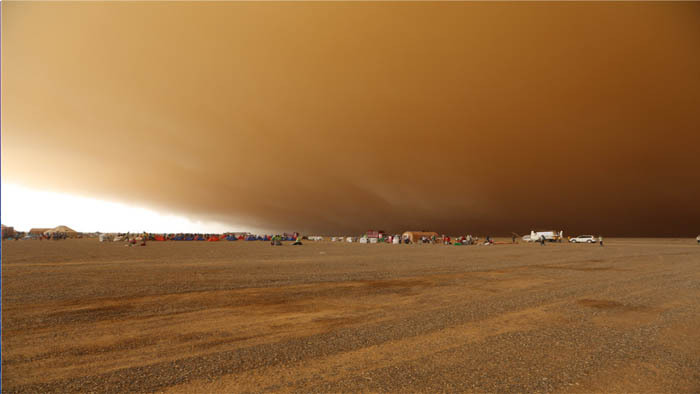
xmin=2 ymin=2 xmax=700 ymax=235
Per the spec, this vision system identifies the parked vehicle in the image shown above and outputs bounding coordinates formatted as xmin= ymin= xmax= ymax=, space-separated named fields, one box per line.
xmin=524 ymin=230 xmax=564 ymax=242
xmin=570 ymin=235 xmax=597 ymax=243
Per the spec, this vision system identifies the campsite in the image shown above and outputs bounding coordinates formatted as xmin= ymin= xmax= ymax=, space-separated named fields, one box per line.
xmin=2 ymin=2 xmax=699 ymax=392
xmin=2 ymin=237 xmax=699 ymax=393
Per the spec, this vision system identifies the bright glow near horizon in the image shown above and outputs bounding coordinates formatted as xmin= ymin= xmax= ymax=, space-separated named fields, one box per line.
xmin=1 ymin=183 xmax=240 ymax=234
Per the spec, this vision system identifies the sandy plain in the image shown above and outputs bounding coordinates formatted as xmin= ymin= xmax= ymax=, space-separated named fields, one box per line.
xmin=2 ymin=238 xmax=699 ymax=393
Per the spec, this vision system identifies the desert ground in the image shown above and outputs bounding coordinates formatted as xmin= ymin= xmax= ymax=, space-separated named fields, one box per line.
xmin=2 ymin=238 xmax=699 ymax=393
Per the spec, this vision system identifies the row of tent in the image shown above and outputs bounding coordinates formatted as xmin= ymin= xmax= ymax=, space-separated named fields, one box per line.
xmin=159 ymin=235 xmax=299 ymax=242
xmin=331 ymin=231 xmax=441 ymax=244
xmin=100 ymin=233 xmax=299 ymax=242
xmin=330 ymin=233 xmax=480 ymax=245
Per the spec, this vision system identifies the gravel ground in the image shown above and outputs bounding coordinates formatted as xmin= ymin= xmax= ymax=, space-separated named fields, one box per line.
xmin=2 ymin=238 xmax=699 ymax=393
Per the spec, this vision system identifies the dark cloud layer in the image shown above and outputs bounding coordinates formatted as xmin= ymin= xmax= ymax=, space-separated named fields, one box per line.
xmin=3 ymin=2 xmax=700 ymax=236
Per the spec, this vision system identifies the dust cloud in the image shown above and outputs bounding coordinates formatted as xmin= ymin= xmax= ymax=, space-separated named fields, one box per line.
xmin=2 ymin=2 xmax=699 ymax=235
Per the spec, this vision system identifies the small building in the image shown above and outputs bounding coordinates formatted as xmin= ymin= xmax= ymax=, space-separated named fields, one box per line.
xmin=29 ymin=228 xmax=51 ymax=235
xmin=366 ymin=230 xmax=385 ymax=238
xmin=1 ymin=224 xmax=15 ymax=239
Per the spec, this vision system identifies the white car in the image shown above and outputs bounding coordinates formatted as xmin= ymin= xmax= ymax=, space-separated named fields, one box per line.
xmin=570 ymin=235 xmax=597 ymax=243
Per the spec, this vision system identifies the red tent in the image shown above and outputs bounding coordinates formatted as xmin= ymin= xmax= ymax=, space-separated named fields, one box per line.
xmin=207 ymin=236 xmax=220 ymax=242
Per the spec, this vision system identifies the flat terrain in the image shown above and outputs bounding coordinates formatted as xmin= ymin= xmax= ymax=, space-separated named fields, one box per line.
xmin=2 ymin=238 xmax=700 ymax=393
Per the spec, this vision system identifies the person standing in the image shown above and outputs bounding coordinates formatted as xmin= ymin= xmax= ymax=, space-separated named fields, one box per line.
xmin=512 ymin=234 xmax=516 ymax=244
xmin=599 ymin=235 xmax=604 ymax=247
xmin=540 ymin=235 xmax=545 ymax=246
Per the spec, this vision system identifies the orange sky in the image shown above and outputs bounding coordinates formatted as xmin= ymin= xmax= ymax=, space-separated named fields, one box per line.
xmin=2 ymin=2 xmax=700 ymax=235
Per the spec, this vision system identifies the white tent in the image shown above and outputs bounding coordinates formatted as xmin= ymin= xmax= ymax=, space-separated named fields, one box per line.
xmin=44 ymin=225 xmax=79 ymax=237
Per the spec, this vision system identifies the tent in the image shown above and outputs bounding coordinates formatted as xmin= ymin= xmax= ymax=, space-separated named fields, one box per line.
xmin=98 ymin=234 xmax=114 ymax=242
xmin=401 ymin=231 xmax=439 ymax=243
xmin=45 ymin=226 xmax=79 ymax=237
xmin=29 ymin=228 xmax=51 ymax=235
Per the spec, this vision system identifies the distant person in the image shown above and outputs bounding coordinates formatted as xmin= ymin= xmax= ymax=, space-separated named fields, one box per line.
xmin=512 ymin=234 xmax=516 ymax=244
xmin=697 ymin=235 xmax=700 ymax=244
xmin=599 ymin=235 xmax=604 ymax=247
xmin=540 ymin=235 xmax=545 ymax=246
